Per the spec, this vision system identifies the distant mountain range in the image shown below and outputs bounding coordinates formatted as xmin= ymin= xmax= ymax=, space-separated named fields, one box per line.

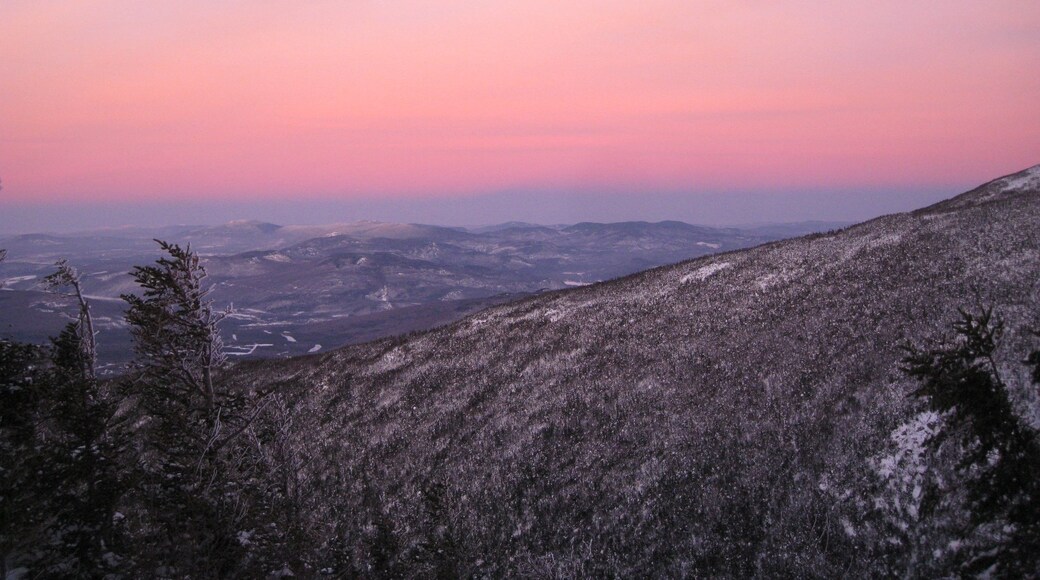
xmin=0 ymin=219 xmax=846 ymax=369
xmin=223 ymin=164 xmax=1040 ymax=575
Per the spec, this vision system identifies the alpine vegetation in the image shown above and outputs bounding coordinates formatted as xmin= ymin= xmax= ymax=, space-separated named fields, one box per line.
xmin=900 ymin=307 xmax=1040 ymax=576
xmin=1 ymin=166 xmax=1039 ymax=577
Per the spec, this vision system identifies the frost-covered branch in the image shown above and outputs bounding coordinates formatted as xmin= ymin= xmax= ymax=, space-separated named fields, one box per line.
xmin=43 ymin=258 xmax=97 ymax=380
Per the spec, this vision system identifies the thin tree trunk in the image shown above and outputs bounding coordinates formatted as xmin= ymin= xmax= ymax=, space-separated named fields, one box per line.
xmin=71 ymin=277 xmax=97 ymax=380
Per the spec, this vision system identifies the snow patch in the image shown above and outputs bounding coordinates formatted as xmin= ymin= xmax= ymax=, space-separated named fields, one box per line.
xmin=695 ymin=241 xmax=722 ymax=249
xmin=967 ymin=165 xmax=1040 ymax=204
xmin=470 ymin=311 xmax=503 ymax=327
xmin=545 ymin=308 xmax=567 ymax=322
xmin=375 ymin=347 xmax=408 ymax=372
xmin=867 ymin=233 xmax=903 ymax=248
xmin=680 ymin=262 xmax=732 ymax=284
xmin=308 ymin=344 xmax=322 ymax=353
xmin=841 ymin=518 xmax=857 ymax=538
xmin=368 ymin=285 xmax=392 ymax=303
xmin=872 ymin=411 xmax=942 ymax=521
xmin=2 ymin=275 xmax=37 ymax=285
xmin=282 ymin=334 xmax=297 ymax=343
xmin=997 ymin=164 xmax=1040 ymax=193
xmin=83 ymin=294 xmax=123 ymax=302
xmin=563 ymin=280 xmax=589 ymax=287
xmin=877 ymin=411 xmax=940 ymax=480
xmin=755 ymin=273 xmax=782 ymax=291
xmin=225 ymin=344 xmax=274 ymax=356
xmin=837 ymin=232 xmax=903 ymax=262
xmin=263 ymin=253 xmax=291 ymax=263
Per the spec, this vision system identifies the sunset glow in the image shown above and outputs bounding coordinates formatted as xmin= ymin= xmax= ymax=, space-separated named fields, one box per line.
xmin=1 ymin=1 xmax=1038 ymax=207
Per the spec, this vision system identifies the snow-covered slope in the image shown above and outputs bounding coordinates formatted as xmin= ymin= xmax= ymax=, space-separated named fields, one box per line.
xmin=231 ymin=167 xmax=1039 ymax=576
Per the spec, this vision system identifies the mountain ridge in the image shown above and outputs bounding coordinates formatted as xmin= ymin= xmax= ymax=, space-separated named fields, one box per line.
xmin=224 ymin=166 xmax=1040 ymax=576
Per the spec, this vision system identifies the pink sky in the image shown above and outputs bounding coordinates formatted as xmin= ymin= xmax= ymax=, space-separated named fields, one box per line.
xmin=1 ymin=1 xmax=1038 ymax=205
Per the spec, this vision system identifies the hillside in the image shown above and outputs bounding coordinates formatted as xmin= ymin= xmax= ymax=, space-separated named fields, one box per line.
xmin=226 ymin=166 xmax=1040 ymax=576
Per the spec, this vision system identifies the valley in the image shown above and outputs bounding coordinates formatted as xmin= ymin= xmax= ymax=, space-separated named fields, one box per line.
xmin=0 ymin=220 xmax=842 ymax=366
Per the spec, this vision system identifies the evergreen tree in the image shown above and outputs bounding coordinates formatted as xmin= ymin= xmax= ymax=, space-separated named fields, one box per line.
xmin=0 ymin=327 xmax=127 ymax=577
xmin=43 ymin=323 xmax=129 ymax=576
xmin=121 ymin=240 xmax=272 ymax=575
xmin=123 ymin=240 xmax=228 ymax=412
xmin=0 ymin=339 xmax=48 ymax=577
xmin=902 ymin=307 xmax=1040 ymax=576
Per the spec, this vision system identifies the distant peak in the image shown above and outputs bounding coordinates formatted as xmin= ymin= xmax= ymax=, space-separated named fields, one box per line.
xmin=226 ymin=219 xmax=272 ymax=225
xmin=224 ymin=220 xmax=282 ymax=232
